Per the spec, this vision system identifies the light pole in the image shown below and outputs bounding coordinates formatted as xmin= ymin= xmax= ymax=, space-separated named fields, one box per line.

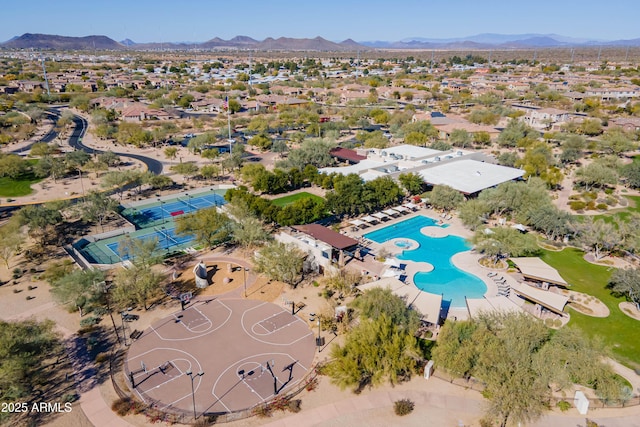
xmin=243 ymin=267 xmax=249 ymax=297
xmin=185 ymin=370 xmax=204 ymax=420
xmin=316 ymin=318 xmax=323 ymax=350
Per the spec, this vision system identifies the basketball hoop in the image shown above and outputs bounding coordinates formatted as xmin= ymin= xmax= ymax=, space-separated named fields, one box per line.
xmin=180 ymin=292 xmax=193 ymax=304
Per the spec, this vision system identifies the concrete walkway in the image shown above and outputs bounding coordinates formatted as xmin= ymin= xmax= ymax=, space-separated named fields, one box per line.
xmin=257 ymin=376 xmax=640 ymax=427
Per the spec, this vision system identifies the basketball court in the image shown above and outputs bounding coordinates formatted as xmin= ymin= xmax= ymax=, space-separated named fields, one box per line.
xmin=124 ymin=298 xmax=316 ymax=416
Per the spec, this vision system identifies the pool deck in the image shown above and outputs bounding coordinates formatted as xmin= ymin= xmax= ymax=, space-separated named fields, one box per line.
xmin=345 ymin=206 xmax=523 ymax=320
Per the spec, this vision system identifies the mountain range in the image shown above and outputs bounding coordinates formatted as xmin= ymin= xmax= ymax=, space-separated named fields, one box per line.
xmin=3 ymin=32 xmax=640 ymax=51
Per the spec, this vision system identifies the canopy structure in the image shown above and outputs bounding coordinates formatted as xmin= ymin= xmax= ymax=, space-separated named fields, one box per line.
xmin=349 ymin=219 xmax=366 ymax=228
xmin=466 ymin=295 xmax=523 ymax=318
xmin=361 ymin=215 xmax=378 ymax=224
xmin=382 ymin=208 xmax=400 ymax=217
xmin=292 ymin=224 xmax=359 ymax=250
xmin=383 ymin=257 xmax=401 ymax=268
xmin=511 ymin=283 xmax=569 ymax=315
xmin=359 ymin=278 xmax=442 ymax=324
xmin=372 ymin=212 xmax=389 ymax=220
xmin=393 ymin=205 xmax=409 ymax=213
xmin=510 ymin=257 xmax=568 ymax=287
xmin=403 ymin=202 xmax=418 ymax=210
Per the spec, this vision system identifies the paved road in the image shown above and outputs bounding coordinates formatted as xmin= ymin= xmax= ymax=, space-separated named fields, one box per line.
xmin=68 ymin=114 xmax=163 ymax=175
xmin=8 ymin=107 xmax=61 ymax=155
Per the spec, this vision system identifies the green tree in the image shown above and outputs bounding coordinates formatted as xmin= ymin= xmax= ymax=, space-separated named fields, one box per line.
xmin=170 ymin=162 xmax=200 ymax=181
xmin=449 ymin=128 xmax=473 ymax=148
xmin=51 ymin=269 xmax=105 ymax=316
xmin=574 ymin=162 xmax=618 ymax=190
xmin=398 ymin=172 xmax=425 ymax=195
xmin=560 ymin=134 xmax=586 ymax=164
xmin=17 ymin=204 xmax=62 ymax=246
xmin=621 ymin=160 xmax=640 ymax=189
xmin=458 ymin=199 xmax=491 ymax=231
xmin=326 ymin=288 xmax=422 ymax=392
xmin=608 ymin=267 xmax=640 ymax=310
xmin=428 ymin=185 xmax=464 ymax=211
xmin=112 ymin=264 xmax=164 ymax=310
xmin=175 ymin=207 xmax=232 ymax=248
xmin=0 ymin=320 xmax=61 ymax=404
xmin=498 ymin=119 xmax=537 ymax=148
xmin=574 ymin=216 xmax=620 ymax=260
xmin=433 ymin=312 xmax=622 ymax=427
xmin=0 ymin=154 xmax=28 ymax=179
xmin=253 ymin=241 xmax=304 ymax=286
xmin=225 ymin=200 xmax=270 ymax=249
xmin=0 ymin=218 xmax=24 ymax=269
xmin=32 ymin=155 xmax=66 ymax=182
xmin=472 ymin=227 xmax=540 ymax=262
xmin=81 ymin=191 xmax=119 ymax=232
xmin=164 ymin=146 xmax=178 ymax=161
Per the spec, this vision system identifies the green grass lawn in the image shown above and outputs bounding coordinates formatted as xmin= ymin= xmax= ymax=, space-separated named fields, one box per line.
xmin=540 ymin=248 xmax=640 ymax=369
xmin=0 ymin=172 xmax=42 ymax=198
xmin=271 ymin=191 xmax=325 ymax=207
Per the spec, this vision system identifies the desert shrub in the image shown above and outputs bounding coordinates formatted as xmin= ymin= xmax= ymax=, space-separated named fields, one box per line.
xmin=95 ymin=352 xmax=109 ymax=364
xmin=479 ymin=418 xmax=494 ymax=427
xmin=596 ymin=203 xmax=607 ymax=210
xmin=569 ymin=201 xmax=586 ymax=211
xmin=112 ymin=397 xmax=134 ymax=416
xmin=80 ymin=316 xmax=100 ymax=327
xmin=556 ymin=400 xmax=572 ymax=411
xmin=252 ymin=404 xmax=272 ymax=418
xmin=586 ymin=200 xmax=596 ymax=210
xmin=393 ymin=398 xmax=415 ymax=416
xmin=605 ymin=196 xmax=618 ymax=206
xmin=287 ymin=399 xmax=302 ymax=413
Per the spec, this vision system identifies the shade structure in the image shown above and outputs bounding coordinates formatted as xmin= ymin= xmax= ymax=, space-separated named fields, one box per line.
xmin=510 ymin=257 xmax=568 ymax=287
xmin=361 ymin=215 xmax=377 ymax=224
xmin=393 ymin=205 xmax=409 ymax=213
xmin=383 ymin=257 xmax=401 ymax=267
xmin=511 ymin=282 xmax=569 ymax=315
xmin=382 ymin=208 xmax=399 ymax=217
xmin=372 ymin=212 xmax=388 ymax=220
xmin=358 ymin=278 xmax=442 ymax=324
xmin=403 ymin=202 xmax=418 ymax=210
xmin=349 ymin=219 xmax=366 ymax=227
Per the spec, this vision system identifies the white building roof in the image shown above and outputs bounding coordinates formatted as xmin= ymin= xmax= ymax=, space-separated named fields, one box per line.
xmin=378 ymin=145 xmax=442 ymax=160
xmin=418 ymin=159 xmax=524 ymax=194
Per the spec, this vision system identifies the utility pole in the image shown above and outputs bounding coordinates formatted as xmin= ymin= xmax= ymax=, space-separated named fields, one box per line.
xmin=41 ymin=57 xmax=50 ymax=97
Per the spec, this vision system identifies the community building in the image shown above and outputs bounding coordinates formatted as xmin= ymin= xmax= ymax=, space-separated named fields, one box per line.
xmin=320 ymin=144 xmax=524 ymax=196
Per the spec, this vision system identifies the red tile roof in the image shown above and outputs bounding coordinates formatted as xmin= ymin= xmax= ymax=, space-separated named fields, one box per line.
xmin=293 ymin=224 xmax=359 ymax=250
xmin=330 ymin=147 xmax=366 ymax=163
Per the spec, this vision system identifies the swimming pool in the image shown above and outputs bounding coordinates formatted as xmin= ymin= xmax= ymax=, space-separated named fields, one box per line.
xmin=364 ymin=215 xmax=486 ymax=307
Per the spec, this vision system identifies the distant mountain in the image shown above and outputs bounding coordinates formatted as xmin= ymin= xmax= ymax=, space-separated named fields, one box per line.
xmin=364 ymin=33 xmax=627 ymax=49
xmin=4 ymin=32 xmax=640 ymax=52
xmin=2 ymin=33 xmax=123 ymax=50
xmin=256 ymin=36 xmax=355 ymax=51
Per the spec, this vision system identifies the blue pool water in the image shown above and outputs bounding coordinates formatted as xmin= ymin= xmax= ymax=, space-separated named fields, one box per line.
xmin=364 ymin=216 xmax=487 ymax=307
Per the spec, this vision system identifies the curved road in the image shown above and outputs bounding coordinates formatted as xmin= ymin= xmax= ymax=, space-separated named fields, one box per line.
xmin=68 ymin=114 xmax=163 ymax=174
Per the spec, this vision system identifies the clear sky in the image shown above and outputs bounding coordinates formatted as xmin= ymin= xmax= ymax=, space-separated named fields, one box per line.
xmin=2 ymin=0 xmax=638 ymax=43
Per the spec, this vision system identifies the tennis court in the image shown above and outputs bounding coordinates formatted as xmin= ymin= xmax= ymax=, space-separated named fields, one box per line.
xmin=75 ymin=189 xmax=227 ymax=264
xmin=122 ymin=192 xmax=226 ymax=229
xmin=105 ymin=227 xmax=195 ymax=261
